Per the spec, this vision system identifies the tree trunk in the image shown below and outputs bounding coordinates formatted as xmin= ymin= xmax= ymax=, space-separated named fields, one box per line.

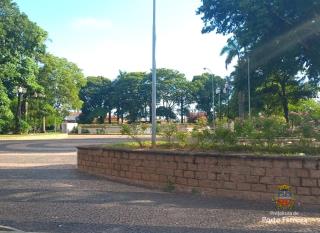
xmin=116 ymin=107 xmax=120 ymax=124
xmin=180 ymin=99 xmax=184 ymax=123
xmin=21 ymin=98 xmax=27 ymax=118
xmin=238 ymin=91 xmax=245 ymax=119
xmin=144 ymin=105 xmax=147 ymax=121
xmin=42 ymin=116 xmax=46 ymax=133
xmin=108 ymin=110 xmax=112 ymax=124
xmin=280 ymin=82 xmax=289 ymax=123
xmin=282 ymin=98 xmax=289 ymax=123
xmin=207 ymin=110 xmax=213 ymax=122
xmin=121 ymin=114 xmax=124 ymax=123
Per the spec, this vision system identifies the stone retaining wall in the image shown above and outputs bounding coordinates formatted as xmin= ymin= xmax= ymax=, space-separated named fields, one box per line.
xmin=77 ymin=147 xmax=320 ymax=205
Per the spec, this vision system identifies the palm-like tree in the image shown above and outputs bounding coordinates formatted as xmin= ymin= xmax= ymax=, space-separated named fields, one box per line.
xmin=220 ymin=38 xmax=241 ymax=69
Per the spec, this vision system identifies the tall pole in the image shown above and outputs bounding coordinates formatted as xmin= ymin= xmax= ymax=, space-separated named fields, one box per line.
xmin=17 ymin=92 xmax=22 ymax=133
xmin=151 ymin=0 xmax=157 ymax=147
xmin=248 ymin=56 xmax=251 ymax=118
xmin=219 ymin=90 xmax=221 ymax=119
xmin=212 ymin=76 xmax=215 ymax=126
xmin=204 ymin=68 xmax=215 ymax=127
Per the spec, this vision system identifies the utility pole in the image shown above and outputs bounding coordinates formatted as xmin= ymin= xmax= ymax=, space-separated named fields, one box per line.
xmin=248 ymin=56 xmax=251 ymax=118
xmin=151 ymin=0 xmax=157 ymax=147
xmin=203 ymin=67 xmax=215 ymax=127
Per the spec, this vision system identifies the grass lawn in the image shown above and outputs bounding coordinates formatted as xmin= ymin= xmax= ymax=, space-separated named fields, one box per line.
xmin=0 ymin=133 xmax=68 ymax=140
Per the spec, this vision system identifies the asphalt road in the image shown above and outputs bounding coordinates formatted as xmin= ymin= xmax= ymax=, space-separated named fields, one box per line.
xmin=0 ymin=136 xmax=319 ymax=233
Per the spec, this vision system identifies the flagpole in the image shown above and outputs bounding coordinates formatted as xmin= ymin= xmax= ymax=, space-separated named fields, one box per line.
xmin=151 ymin=0 xmax=157 ymax=147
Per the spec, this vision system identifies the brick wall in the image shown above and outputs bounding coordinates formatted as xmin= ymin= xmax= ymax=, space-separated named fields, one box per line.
xmin=77 ymin=147 xmax=320 ymax=205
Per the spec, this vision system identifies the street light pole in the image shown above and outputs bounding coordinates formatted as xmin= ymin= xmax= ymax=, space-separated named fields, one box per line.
xmin=16 ymin=86 xmax=27 ymax=134
xmin=212 ymin=77 xmax=215 ymax=125
xmin=216 ymin=87 xmax=221 ymax=119
xmin=204 ymin=67 xmax=215 ymax=127
xmin=151 ymin=0 xmax=157 ymax=147
xmin=247 ymin=55 xmax=251 ymax=118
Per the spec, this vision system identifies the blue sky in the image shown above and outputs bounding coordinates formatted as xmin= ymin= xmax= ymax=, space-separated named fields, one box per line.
xmin=14 ymin=0 xmax=234 ymax=80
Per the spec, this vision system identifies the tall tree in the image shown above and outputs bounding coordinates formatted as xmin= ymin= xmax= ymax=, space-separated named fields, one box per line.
xmin=153 ymin=68 xmax=191 ymax=122
xmin=256 ymin=71 xmax=314 ymax=122
xmin=139 ymin=74 xmax=152 ymax=122
xmin=172 ymin=77 xmax=194 ymax=123
xmin=198 ymin=0 xmax=320 ymax=121
xmin=0 ymin=0 xmax=47 ymax=133
xmin=0 ymin=81 xmax=13 ymax=133
xmin=79 ymin=76 xmax=112 ymax=124
xmin=38 ymin=54 xmax=86 ymax=118
xmin=192 ymin=73 xmax=225 ymax=121
xmin=220 ymin=38 xmax=241 ymax=69
xmin=112 ymin=71 xmax=146 ymax=123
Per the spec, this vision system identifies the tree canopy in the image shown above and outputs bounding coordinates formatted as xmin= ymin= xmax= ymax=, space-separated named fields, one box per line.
xmin=0 ymin=0 xmax=85 ymax=133
xmin=1 ymin=0 xmax=320 ymax=134
xmin=198 ymin=0 xmax=320 ymax=121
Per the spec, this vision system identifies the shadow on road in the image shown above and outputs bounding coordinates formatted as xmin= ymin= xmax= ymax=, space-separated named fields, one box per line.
xmin=0 ymin=220 xmax=302 ymax=233
xmin=0 ymin=164 xmax=318 ymax=213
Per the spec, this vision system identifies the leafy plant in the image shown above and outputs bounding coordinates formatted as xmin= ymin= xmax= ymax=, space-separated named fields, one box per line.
xmin=191 ymin=128 xmax=215 ymax=149
xmin=19 ymin=120 xmax=31 ymax=134
xmin=213 ymin=126 xmax=237 ymax=145
xmin=234 ymin=118 xmax=256 ymax=138
xmin=160 ymin=123 xmax=178 ymax=144
xmin=120 ymin=123 xmax=148 ymax=148
xmin=300 ymin=121 xmax=314 ymax=138
xmin=81 ymin=128 xmax=90 ymax=134
xmin=96 ymin=128 xmax=107 ymax=134
xmin=196 ymin=116 xmax=208 ymax=128
xmin=257 ymin=116 xmax=289 ymax=147
xmin=175 ymin=131 xmax=189 ymax=147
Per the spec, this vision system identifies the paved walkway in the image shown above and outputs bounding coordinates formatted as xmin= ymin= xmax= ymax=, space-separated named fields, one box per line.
xmin=0 ymin=137 xmax=319 ymax=233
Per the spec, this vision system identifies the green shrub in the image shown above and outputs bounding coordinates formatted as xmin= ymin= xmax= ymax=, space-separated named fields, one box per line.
xmin=257 ymin=116 xmax=289 ymax=147
xmin=190 ymin=116 xmax=214 ymax=148
xmin=213 ymin=126 xmax=237 ymax=145
xmin=234 ymin=116 xmax=294 ymax=147
xmin=234 ymin=118 xmax=256 ymax=138
xmin=300 ymin=122 xmax=314 ymax=138
xmin=289 ymin=111 xmax=303 ymax=128
xmin=20 ymin=120 xmax=31 ymax=134
xmin=0 ymin=119 xmax=10 ymax=134
xmin=175 ymin=131 xmax=189 ymax=147
xmin=120 ymin=123 xmax=148 ymax=148
xmin=96 ymin=128 xmax=107 ymax=134
xmin=215 ymin=118 xmax=228 ymax=128
xmin=160 ymin=123 xmax=177 ymax=144
xmin=191 ymin=128 xmax=215 ymax=149
xmin=81 ymin=128 xmax=90 ymax=134
xmin=196 ymin=116 xmax=208 ymax=128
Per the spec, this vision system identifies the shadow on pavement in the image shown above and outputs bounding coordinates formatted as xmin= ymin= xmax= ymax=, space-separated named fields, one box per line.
xmin=0 ymin=165 xmax=318 ymax=213
xmin=0 ymin=220 xmax=305 ymax=233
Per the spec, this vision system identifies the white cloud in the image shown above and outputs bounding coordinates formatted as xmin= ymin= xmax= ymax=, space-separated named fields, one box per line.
xmin=71 ymin=17 xmax=112 ymax=30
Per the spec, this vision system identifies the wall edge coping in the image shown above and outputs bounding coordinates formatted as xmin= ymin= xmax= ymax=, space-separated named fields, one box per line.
xmin=77 ymin=146 xmax=320 ymax=160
